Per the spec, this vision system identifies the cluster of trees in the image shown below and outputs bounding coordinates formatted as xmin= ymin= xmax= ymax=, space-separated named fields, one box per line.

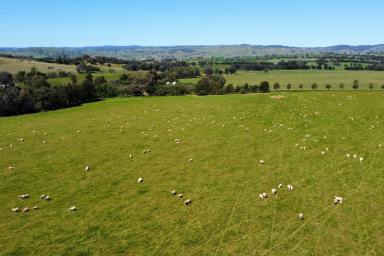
xmin=345 ymin=63 xmax=384 ymax=71
xmin=0 ymin=69 xmax=97 ymax=116
xmin=194 ymin=72 xmax=270 ymax=95
xmin=231 ymin=60 xmax=311 ymax=71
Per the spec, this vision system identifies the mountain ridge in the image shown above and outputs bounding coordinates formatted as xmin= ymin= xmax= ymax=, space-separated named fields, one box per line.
xmin=1 ymin=44 xmax=384 ymax=60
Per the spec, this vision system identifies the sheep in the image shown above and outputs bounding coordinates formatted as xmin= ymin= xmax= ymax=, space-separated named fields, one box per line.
xmin=68 ymin=206 xmax=78 ymax=212
xmin=184 ymin=199 xmax=192 ymax=206
xmin=298 ymin=213 xmax=304 ymax=220
xmin=260 ymin=160 xmax=265 ymax=165
xmin=178 ymin=193 xmax=183 ymax=198
xmin=287 ymin=185 xmax=294 ymax=191
xmin=41 ymin=195 xmax=51 ymax=201
xmin=359 ymin=157 xmax=364 ymax=162
xmin=85 ymin=166 xmax=90 ymax=172
xmin=8 ymin=166 xmax=15 ymax=171
xmin=353 ymin=154 xmax=357 ymax=159
xmin=22 ymin=207 xmax=30 ymax=213
xmin=334 ymin=196 xmax=343 ymax=204
xmin=43 ymin=140 xmax=47 ymax=144
xmin=170 ymin=190 xmax=176 ymax=195
xmin=321 ymin=151 xmax=325 ymax=155
xmin=172 ymin=81 xmax=177 ymax=85
xmin=137 ymin=177 xmax=144 ymax=183
xmin=259 ymin=194 xmax=264 ymax=199
xmin=12 ymin=207 xmax=20 ymax=213
xmin=278 ymin=183 xmax=283 ymax=188
xmin=33 ymin=206 xmax=39 ymax=210
xmin=77 ymin=130 xmax=81 ymax=134
xmin=129 ymin=154 xmax=133 ymax=159
xmin=262 ymin=192 xmax=268 ymax=198
xmin=175 ymin=139 xmax=180 ymax=144
xmin=187 ymin=158 xmax=193 ymax=163
xmin=272 ymin=188 xmax=277 ymax=195
xmin=19 ymin=194 xmax=30 ymax=200
xmin=346 ymin=153 xmax=350 ymax=158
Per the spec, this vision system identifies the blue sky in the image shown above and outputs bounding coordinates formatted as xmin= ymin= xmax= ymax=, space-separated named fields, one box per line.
xmin=1 ymin=0 xmax=383 ymax=47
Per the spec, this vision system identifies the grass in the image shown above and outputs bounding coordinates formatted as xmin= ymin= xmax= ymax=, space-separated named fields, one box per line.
xmin=0 ymin=57 xmax=76 ymax=73
xmin=0 ymin=92 xmax=383 ymax=255
xmin=180 ymin=70 xmax=384 ymax=90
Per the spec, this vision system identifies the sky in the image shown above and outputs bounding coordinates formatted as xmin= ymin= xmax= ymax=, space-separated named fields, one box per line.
xmin=1 ymin=0 xmax=383 ymax=47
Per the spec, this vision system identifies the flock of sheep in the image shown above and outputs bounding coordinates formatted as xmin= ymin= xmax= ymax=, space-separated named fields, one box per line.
xmin=6 ymin=99 xmax=357 ymax=221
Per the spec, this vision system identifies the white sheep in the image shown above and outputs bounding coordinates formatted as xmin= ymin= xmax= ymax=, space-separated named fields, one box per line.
xmin=278 ymin=183 xmax=283 ymax=188
xmin=272 ymin=188 xmax=277 ymax=195
xmin=12 ymin=207 xmax=20 ymax=213
xmin=259 ymin=194 xmax=264 ymax=199
xmin=129 ymin=154 xmax=133 ymax=159
xmin=137 ymin=177 xmax=144 ymax=183
xmin=359 ymin=157 xmax=364 ymax=162
xmin=287 ymin=185 xmax=294 ymax=191
xmin=33 ymin=206 xmax=39 ymax=210
xmin=85 ymin=166 xmax=90 ymax=172
xmin=346 ymin=153 xmax=350 ymax=158
xmin=175 ymin=139 xmax=180 ymax=144
xmin=298 ymin=213 xmax=304 ymax=220
xmin=262 ymin=192 xmax=268 ymax=198
xmin=178 ymin=193 xmax=183 ymax=198
xmin=184 ymin=199 xmax=192 ymax=206
xmin=41 ymin=195 xmax=51 ymax=201
xmin=22 ymin=207 xmax=30 ymax=212
xmin=68 ymin=206 xmax=78 ymax=212
xmin=19 ymin=194 xmax=30 ymax=200
xmin=187 ymin=158 xmax=193 ymax=163
xmin=170 ymin=190 xmax=176 ymax=195
xmin=8 ymin=166 xmax=15 ymax=171
xmin=334 ymin=196 xmax=343 ymax=204
xmin=260 ymin=160 xmax=265 ymax=164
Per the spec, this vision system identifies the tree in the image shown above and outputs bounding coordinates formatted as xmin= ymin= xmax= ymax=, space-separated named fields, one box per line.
xmin=339 ymin=83 xmax=345 ymax=90
xmin=286 ymin=84 xmax=292 ymax=90
xmin=352 ymin=80 xmax=359 ymax=90
xmin=273 ymin=82 xmax=280 ymax=91
xmin=0 ymin=72 xmax=14 ymax=87
xmin=381 ymin=84 xmax=384 ymax=90
xmin=325 ymin=84 xmax=331 ymax=90
xmin=299 ymin=84 xmax=304 ymax=90
xmin=195 ymin=75 xmax=226 ymax=95
xmin=259 ymin=81 xmax=270 ymax=93
xmin=14 ymin=71 xmax=26 ymax=83
xmin=204 ymin=66 xmax=213 ymax=76
xmin=70 ymin=74 xmax=78 ymax=85
xmin=311 ymin=83 xmax=318 ymax=90
xmin=225 ymin=84 xmax=234 ymax=94
xmin=369 ymin=83 xmax=374 ymax=90
xmin=79 ymin=73 xmax=97 ymax=101
xmin=95 ymin=76 xmax=107 ymax=86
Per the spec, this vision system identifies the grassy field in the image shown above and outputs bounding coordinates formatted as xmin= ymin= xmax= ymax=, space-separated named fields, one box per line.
xmin=0 ymin=57 xmax=76 ymax=73
xmin=1 ymin=92 xmax=383 ymax=255
xmin=180 ymin=70 xmax=384 ymax=90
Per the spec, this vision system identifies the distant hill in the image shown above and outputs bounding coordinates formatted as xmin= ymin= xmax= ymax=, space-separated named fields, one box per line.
xmin=1 ymin=44 xmax=384 ymax=60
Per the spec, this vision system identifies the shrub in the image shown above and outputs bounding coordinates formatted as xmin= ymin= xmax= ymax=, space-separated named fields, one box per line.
xmin=259 ymin=81 xmax=270 ymax=93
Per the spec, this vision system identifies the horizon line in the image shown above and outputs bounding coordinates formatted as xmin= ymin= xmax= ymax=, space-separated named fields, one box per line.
xmin=1 ymin=43 xmax=384 ymax=49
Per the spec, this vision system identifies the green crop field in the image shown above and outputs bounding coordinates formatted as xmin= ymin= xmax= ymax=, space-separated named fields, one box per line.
xmin=180 ymin=70 xmax=384 ymax=90
xmin=1 ymin=92 xmax=383 ymax=255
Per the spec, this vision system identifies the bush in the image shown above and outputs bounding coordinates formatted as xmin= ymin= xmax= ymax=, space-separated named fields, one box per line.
xmin=259 ymin=81 xmax=270 ymax=93
xmin=352 ymin=80 xmax=359 ymax=90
